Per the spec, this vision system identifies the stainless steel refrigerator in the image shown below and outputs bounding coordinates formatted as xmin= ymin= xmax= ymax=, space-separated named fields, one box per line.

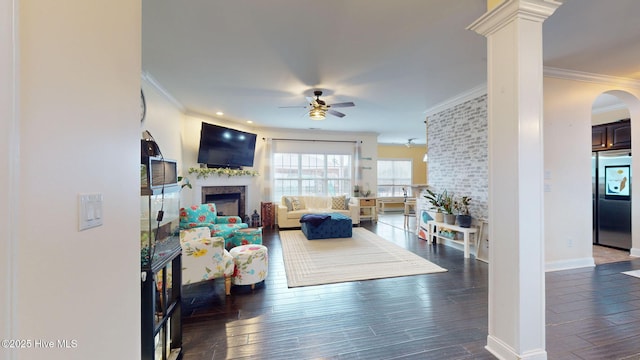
xmin=592 ymin=149 xmax=632 ymax=249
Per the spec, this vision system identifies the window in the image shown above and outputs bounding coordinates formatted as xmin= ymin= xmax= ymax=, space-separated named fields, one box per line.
xmin=272 ymin=151 xmax=352 ymax=201
xmin=377 ymin=159 xmax=412 ymax=197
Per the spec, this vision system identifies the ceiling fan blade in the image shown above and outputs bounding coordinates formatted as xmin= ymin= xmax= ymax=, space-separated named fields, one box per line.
xmin=279 ymin=105 xmax=307 ymax=109
xmin=328 ymin=109 xmax=346 ymax=118
xmin=330 ymin=101 xmax=355 ymax=108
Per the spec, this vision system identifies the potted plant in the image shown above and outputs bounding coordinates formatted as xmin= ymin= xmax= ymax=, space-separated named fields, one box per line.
xmin=454 ymin=196 xmax=472 ymax=228
xmin=424 ymin=188 xmax=444 ymax=222
xmin=441 ymin=191 xmax=456 ymax=225
xmin=178 ymin=176 xmax=192 ymax=190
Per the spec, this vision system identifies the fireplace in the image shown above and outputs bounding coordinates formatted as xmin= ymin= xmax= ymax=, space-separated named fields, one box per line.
xmin=202 ymin=186 xmax=246 ymax=219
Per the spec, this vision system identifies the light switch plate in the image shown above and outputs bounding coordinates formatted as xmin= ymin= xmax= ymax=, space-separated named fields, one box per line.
xmin=79 ymin=193 xmax=103 ymax=231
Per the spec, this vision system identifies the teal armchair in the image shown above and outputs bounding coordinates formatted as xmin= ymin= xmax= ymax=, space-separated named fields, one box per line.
xmin=179 ymin=203 xmax=248 ymax=248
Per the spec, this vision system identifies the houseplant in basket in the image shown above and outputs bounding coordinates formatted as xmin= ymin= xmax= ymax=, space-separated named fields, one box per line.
xmin=441 ymin=191 xmax=456 ymax=225
xmin=424 ymin=188 xmax=444 ymax=222
xmin=454 ymin=196 xmax=472 ymax=228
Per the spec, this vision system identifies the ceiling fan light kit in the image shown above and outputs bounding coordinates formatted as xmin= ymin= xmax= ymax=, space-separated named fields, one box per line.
xmin=293 ymin=90 xmax=354 ymax=121
xmin=309 ymin=108 xmax=326 ymax=120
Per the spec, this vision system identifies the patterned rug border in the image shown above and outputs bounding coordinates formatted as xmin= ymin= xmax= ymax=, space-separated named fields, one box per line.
xmin=279 ymin=227 xmax=447 ymax=287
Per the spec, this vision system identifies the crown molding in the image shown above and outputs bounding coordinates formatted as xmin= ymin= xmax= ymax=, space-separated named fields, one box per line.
xmin=544 ymin=67 xmax=640 ymax=89
xmin=425 ymin=68 xmax=639 ymax=117
xmin=141 ymin=71 xmax=186 ymax=112
xmin=467 ymin=0 xmax=562 ymax=37
xmin=184 ymin=109 xmax=225 ymax=122
xmin=424 ymin=83 xmax=487 ymax=116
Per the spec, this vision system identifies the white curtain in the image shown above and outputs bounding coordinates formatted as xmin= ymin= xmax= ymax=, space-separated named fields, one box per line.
xmin=354 ymin=140 xmax=362 ymax=196
xmin=263 ymin=137 xmax=273 ymax=201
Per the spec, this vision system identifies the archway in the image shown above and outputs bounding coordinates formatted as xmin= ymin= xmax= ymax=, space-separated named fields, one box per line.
xmin=591 ymin=90 xmax=640 ymax=260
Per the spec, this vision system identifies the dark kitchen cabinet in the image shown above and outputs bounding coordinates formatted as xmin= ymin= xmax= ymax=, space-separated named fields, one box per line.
xmin=592 ymin=119 xmax=630 ymax=151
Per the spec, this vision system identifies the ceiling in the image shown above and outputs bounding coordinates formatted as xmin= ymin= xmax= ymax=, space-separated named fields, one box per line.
xmin=142 ymin=0 xmax=640 ymax=145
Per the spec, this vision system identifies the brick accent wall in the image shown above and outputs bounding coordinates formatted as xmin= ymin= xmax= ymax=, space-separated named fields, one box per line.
xmin=427 ymin=94 xmax=488 ymax=221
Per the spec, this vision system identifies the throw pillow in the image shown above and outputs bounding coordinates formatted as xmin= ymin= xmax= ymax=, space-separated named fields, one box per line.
xmin=291 ymin=197 xmax=305 ymax=211
xmin=284 ymin=197 xmax=294 ymax=211
xmin=284 ymin=196 xmax=305 ymax=211
xmin=331 ymin=195 xmax=347 ymax=210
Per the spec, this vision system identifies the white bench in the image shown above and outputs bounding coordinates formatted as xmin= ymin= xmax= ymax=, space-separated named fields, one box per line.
xmin=377 ymin=197 xmax=410 ymax=213
xmin=426 ymin=220 xmax=478 ymax=258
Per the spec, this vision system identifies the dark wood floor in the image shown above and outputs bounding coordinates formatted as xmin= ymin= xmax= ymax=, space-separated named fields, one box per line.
xmin=180 ymin=216 xmax=640 ymax=360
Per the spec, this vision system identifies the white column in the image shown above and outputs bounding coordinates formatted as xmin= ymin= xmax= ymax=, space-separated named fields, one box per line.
xmin=468 ymin=1 xmax=561 ymax=359
xmin=0 ymin=0 xmax=17 ymax=352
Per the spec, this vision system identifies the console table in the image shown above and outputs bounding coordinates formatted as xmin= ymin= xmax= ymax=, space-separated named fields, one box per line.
xmin=426 ymin=220 xmax=478 ymax=258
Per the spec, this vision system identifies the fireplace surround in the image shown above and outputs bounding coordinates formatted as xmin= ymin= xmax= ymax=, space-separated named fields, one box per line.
xmin=201 ymin=186 xmax=246 ymax=219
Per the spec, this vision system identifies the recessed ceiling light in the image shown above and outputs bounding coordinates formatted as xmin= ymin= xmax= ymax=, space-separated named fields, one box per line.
xmin=246 ymin=120 xmax=253 ymax=124
xmin=215 ymin=111 xmax=224 ymax=116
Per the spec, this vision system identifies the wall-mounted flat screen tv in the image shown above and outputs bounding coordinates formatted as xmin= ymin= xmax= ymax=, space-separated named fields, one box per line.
xmin=197 ymin=122 xmax=257 ymax=168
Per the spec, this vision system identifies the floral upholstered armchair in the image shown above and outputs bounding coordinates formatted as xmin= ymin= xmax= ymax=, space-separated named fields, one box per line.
xmin=179 ymin=226 xmax=235 ymax=295
xmin=179 ymin=203 xmax=249 ymax=248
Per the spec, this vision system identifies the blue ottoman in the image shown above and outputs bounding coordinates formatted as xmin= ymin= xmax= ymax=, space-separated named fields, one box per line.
xmin=301 ymin=213 xmax=352 ymax=240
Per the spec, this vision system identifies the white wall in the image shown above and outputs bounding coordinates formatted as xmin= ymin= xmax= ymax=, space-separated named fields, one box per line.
xmin=592 ymin=107 xmax=631 ymax=125
xmin=141 ymin=77 xmax=185 ymax=173
xmin=543 ymin=76 xmax=640 ymax=270
xmin=1 ymin=0 xmax=16 ymax=355
xmin=14 ymin=1 xmax=141 ymax=359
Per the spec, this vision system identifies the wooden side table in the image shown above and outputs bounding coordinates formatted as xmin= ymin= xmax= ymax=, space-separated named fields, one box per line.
xmin=260 ymin=201 xmax=275 ymax=229
xmin=359 ymin=197 xmax=377 ymax=222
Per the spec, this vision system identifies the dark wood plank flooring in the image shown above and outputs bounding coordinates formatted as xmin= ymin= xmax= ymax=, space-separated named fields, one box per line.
xmin=180 ymin=216 xmax=640 ymax=359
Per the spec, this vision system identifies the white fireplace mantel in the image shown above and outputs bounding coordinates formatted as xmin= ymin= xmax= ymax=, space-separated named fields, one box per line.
xmin=190 ymin=175 xmax=259 ymax=212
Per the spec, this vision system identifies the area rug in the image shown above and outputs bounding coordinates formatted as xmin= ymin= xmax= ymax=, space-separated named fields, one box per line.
xmin=279 ymin=227 xmax=447 ymax=287
xmin=622 ymin=269 xmax=640 ymax=278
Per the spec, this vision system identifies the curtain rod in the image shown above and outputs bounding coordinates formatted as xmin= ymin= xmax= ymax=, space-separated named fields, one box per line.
xmin=262 ymin=138 xmax=360 ymax=143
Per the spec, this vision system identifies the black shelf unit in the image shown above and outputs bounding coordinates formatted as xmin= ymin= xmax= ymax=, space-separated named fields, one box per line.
xmin=141 ymin=238 xmax=182 ymax=360
xmin=141 ymin=182 xmax=183 ymax=360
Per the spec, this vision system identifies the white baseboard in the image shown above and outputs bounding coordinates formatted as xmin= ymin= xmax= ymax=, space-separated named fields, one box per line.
xmin=438 ymin=238 xmax=597 ymax=271
xmin=545 ymin=257 xmax=595 ymax=272
xmin=486 ymin=335 xmax=547 ymax=360
xmin=630 ymin=248 xmax=640 ymax=257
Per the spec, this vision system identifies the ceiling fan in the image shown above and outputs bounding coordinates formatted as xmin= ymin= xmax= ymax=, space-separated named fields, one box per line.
xmin=281 ymin=90 xmax=355 ymax=120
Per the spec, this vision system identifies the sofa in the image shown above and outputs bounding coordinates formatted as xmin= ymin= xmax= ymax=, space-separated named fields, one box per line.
xmin=277 ymin=195 xmax=360 ymax=228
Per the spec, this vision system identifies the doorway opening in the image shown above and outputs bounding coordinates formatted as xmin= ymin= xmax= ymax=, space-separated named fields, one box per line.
xmin=591 ymin=91 xmax=635 ymax=257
